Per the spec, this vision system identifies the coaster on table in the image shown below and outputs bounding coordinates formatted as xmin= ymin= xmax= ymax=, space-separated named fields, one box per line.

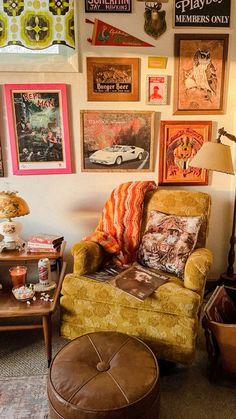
xmin=34 ymin=281 xmax=57 ymax=292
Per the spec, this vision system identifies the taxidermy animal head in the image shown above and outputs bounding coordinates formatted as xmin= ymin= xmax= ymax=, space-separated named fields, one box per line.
xmin=144 ymin=2 xmax=167 ymax=40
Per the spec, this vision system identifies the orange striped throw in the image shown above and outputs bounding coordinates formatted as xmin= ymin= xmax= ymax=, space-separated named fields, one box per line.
xmin=84 ymin=181 xmax=157 ymax=265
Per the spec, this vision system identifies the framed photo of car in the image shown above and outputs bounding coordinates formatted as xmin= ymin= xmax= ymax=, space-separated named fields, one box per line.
xmin=80 ymin=110 xmax=155 ymax=172
xmin=86 ymin=57 xmax=139 ymax=101
xmin=4 ymin=83 xmax=72 ymax=175
xmin=158 ymin=120 xmax=212 ymax=185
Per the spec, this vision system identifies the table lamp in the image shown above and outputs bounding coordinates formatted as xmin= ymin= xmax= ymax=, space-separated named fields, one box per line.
xmin=190 ymin=127 xmax=235 ymax=285
xmin=0 ymin=191 xmax=30 ymax=252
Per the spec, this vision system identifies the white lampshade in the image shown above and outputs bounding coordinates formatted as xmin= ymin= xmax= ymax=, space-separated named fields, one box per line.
xmin=191 ymin=142 xmax=234 ymax=175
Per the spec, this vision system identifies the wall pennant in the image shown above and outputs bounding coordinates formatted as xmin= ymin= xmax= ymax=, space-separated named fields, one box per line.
xmin=86 ymin=18 xmax=154 ymax=47
xmin=138 ymin=1 xmax=168 ymax=40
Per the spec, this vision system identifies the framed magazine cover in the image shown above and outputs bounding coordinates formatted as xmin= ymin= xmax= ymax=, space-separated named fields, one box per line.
xmin=147 ymin=75 xmax=168 ymax=105
xmin=158 ymin=120 xmax=212 ymax=185
xmin=174 ymin=34 xmax=229 ymax=115
xmin=4 ymin=84 xmax=72 ymax=175
xmin=80 ymin=110 xmax=155 ymax=172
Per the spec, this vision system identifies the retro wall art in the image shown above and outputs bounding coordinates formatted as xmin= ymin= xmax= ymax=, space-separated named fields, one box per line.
xmin=137 ymin=0 xmax=168 ymax=39
xmin=85 ymin=18 xmax=154 ymax=46
xmin=174 ymin=34 xmax=229 ymax=115
xmin=85 ymin=0 xmax=132 ymax=13
xmin=147 ymin=75 xmax=168 ymax=105
xmin=174 ymin=0 xmax=231 ymax=27
xmin=4 ymin=84 xmax=72 ymax=175
xmin=80 ymin=110 xmax=155 ymax=172
xmin=158 ymin=120 xmax=212 ymax=185
xmin=87 ymin=57 xmax=139 ymax=101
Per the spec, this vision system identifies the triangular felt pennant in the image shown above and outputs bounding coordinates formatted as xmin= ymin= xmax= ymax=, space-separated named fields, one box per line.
xmin=86 ymin=18 xmax=154 ymax=47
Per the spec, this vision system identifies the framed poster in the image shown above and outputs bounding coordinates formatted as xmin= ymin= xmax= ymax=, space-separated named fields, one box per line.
xmin=85 ymin=0 xmax=132 ymax=12
xmin=80 ymin=110 xmax=155 ymax=172
xmin=4 ymin=84 xmax=72 ymax=175
xmin=87 ymin=57 xmax=139 ymax=101
xmin=174 ymin=0 xmax=231 ymax=27
xmin=147 ymin=75 xmax=168 ymax=105
xmin=174 ymin=34 xmax=228 ymax=115
xmin=158 ymin=120 xmax=212 ymax=185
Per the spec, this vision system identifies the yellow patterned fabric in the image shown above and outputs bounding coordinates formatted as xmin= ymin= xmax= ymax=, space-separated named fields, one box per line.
xmin=0 ymin=0 xmax=74 ymax=49
xmin=61 ymin=189 xmax=213 ymax=364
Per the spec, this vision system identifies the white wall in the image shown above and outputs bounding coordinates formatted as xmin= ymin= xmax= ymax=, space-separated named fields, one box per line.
xmin=0 ymin=1 xmax=235 ymax=278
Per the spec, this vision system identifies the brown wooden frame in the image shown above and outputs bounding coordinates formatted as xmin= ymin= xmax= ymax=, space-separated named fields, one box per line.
xmin=158 ymin=120 xmax=212 ymax=186
xmin=80 ymin=110 xmax=155 ymax=172
xmin=86 ymin=57 xmax=139 ymax=102
xmin=173 ymin=34 xmax=229 ymax=115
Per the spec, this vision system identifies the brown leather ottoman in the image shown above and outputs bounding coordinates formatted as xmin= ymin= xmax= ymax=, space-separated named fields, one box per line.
xmin=48 ymin=331 xmax=160 ymax=418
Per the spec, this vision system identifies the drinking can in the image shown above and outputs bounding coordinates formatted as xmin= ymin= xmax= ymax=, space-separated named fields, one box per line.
xmin=38 ymin=258 xmax=51 ymax=286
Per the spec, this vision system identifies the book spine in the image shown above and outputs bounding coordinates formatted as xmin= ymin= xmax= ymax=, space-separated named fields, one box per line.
xmin=28 ymin=236 xmax=63 ymax=244
xmin=27 ymin=247 xmax=59 ymax=253
xmin=27 ymin=242 xmax=59 ymax=249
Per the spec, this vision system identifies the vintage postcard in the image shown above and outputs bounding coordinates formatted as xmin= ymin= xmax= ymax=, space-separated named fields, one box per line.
xmin=147 ymin=75 xmax=168 ymax=105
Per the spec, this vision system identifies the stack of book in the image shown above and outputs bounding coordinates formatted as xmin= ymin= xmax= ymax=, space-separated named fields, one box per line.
xmin=27 ymin=234 xmax=64 ymax=253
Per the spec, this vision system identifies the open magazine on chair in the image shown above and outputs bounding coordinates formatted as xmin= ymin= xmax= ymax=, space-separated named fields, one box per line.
xmin=109 ymin=263 xmax=170 ymax=301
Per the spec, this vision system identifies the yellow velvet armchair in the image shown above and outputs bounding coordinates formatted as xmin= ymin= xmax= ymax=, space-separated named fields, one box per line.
xmin=60 ymin=189 xmax=213 ymax=364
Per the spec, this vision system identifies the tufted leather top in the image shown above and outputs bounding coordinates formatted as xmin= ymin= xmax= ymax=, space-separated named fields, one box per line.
xmin=48 ymin=332 xmax=160 ymax=419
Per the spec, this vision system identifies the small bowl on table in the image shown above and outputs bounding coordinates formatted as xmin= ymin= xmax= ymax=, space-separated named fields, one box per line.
xmin=12 ymin=284 xmax=35 ymax=302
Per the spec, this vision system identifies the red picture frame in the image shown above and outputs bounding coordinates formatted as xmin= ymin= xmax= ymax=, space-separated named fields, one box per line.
xmin=158 ymin=120 xmax=212 ymax=185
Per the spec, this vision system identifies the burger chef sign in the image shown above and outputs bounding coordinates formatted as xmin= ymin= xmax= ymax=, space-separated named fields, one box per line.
xmin=174 ymin=0 xmax=231 ymax=27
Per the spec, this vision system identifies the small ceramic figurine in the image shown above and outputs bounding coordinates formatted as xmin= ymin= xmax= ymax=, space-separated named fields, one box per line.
xmin=144 ymin=2 xmax=167 ymax=40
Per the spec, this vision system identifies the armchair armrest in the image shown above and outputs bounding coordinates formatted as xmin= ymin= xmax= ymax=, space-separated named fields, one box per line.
xmin=71 ymin=241 xmax=105 ymax=274
xmin=184 ymin=248 xmax=213 ymax=294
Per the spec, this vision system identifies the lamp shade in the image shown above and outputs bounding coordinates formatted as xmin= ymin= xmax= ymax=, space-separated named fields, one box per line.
xmin=191 ymin=142 xmax=234 ymax=175
xmin=0 ymin=191 xmax=30 ymax=219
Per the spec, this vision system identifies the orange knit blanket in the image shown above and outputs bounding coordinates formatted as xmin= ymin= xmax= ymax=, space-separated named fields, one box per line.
xmin=84 ymin=181 xmax=157 ymax=265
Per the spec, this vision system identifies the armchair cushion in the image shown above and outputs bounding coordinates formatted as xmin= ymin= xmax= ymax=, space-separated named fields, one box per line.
xmin=138 ymin=210 xmax=202 ymax=277
xmin=62 ymin=272 xmax=201 ymax=319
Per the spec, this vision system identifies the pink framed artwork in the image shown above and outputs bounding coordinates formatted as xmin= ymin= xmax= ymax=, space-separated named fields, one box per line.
xmin=158 ymin=120 xmax=212 ymax=185
xmin=4 ymin=84 xmax=72 ymax=175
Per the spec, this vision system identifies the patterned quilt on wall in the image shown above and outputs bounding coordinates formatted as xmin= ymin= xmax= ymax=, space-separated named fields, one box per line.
xmin=0 ymin=0 xmax=75 ymax=49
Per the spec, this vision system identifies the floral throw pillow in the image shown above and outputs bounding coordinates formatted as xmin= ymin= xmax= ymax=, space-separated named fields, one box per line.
xmin=138 ymin=210 xmax=202 ymax=278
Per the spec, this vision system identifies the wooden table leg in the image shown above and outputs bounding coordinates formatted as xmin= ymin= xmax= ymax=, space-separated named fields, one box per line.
xmin=42 ymin=314 xmax=52 ymax=368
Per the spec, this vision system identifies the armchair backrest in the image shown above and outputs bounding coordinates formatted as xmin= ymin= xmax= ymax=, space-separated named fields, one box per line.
xmin=141 ymin=189 xmax=211 ymax=248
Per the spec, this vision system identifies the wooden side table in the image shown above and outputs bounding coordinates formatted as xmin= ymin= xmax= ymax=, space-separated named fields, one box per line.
xmin=0 ymin=242 xmax=67 ymax=366
xmin=0 ymin=240 xmax=66 ymax=274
